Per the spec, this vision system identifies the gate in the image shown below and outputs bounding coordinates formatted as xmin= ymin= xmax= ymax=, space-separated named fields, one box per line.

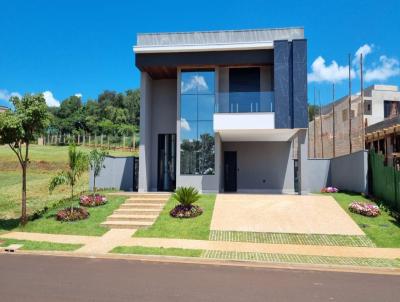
xmin=369 ymin=151 xmax=400 ymax=212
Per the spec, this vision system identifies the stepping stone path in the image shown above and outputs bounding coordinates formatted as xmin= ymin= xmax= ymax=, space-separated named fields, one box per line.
xmin=101 ymin=193 xmax=170 ymax=229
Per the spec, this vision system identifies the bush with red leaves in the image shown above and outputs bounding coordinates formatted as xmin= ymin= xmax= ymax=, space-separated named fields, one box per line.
xmin=79 ymin=194 xmax=107 ymax=207
xmin=56 ymin=207 xmax=89 ymax=222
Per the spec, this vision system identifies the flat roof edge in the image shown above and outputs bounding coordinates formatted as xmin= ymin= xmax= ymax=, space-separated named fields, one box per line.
xmin=136 ymin=27 xmax=304 ymax=49
xmin=137 ymin=26 xmax=304 ymax=37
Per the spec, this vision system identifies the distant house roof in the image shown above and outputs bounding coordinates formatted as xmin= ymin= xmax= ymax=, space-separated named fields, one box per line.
xmin=320 ymin=85 xmax=400 ymax=115
xmin=134 ymin=27 xmax=304 ymax=53
xmin=0 ymin=105 xmax=10 ymax=111
xmin=366 ymin=115 xmax=400 ymax=134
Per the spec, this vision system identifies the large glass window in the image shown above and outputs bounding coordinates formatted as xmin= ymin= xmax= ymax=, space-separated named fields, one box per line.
xmin=384 ymin=100 xmax=400 ymax=118
xmin=180 ymin=70 xmax=215 ymax=175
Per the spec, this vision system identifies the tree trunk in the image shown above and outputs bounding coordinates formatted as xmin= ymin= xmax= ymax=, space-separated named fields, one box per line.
xmin=21 ymin=163 xmax=27 ymax=226
xmin=93 ymin=176 xmax=96 ymax=196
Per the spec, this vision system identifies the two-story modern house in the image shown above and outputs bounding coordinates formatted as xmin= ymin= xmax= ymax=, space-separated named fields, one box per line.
xmin=134 ymin=27 xmax=309 ymax=194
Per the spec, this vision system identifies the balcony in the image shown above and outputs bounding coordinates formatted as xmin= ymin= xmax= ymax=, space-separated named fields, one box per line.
xmin=215 ymin=91 xmax=274 ymax=113
xmin=213 ymin=91 xmax=276 ymax=140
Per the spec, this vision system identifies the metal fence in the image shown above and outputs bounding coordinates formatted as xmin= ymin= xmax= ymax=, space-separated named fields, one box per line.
xmin=42 ymin=133 xmax=140 ymax=152
xmin=369 ymin=151 xmax=400 ymax=212
xmin=308 ymin=95 xmax=364 ymax=159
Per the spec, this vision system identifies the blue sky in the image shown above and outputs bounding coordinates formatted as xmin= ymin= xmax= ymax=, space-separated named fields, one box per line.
xmin=0 ymin=0 xmax=399 ymax=108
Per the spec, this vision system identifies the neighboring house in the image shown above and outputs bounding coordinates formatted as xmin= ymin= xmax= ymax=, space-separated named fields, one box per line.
xmin=337 ymin=85 xmax=400 ymax=127
xmin=133 ymin=27 xmax=311 ymax=194
xmin=363 ymin=85 xmax=400 ymax=126
xmin=0 ymin=105 xmax=9 ymax=113
xmin=365 ymin=115 xmax=400 ymax=166
xmin=309 ymin=85 xmax=400 ymax=159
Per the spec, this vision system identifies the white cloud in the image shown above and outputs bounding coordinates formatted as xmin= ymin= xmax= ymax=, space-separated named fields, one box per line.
xmin=74 ymin=93 xmax=82 ymax=98
xmin=0 ymin=89 xmax=22 ymax=101
xmin=309 ymin=43 xmax=400 ymax=84
xmin=353 ymin=44 xmax=373 ymax=66
xmin=308 ymin=56 xmax=355 ymax=83
xmin=181 ymin=75 xmax=208 ymax=93
xmin=180 ymin=118 xmax=191 ymax=131
xmin=364 ymin=55 xmax=400 ymax=82
xmin=42 ymin=91 xmax=60 ymax=107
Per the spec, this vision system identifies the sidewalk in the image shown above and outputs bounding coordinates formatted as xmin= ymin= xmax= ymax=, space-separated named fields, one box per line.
xmin=2 ymin=231 xmax=400 ymax=260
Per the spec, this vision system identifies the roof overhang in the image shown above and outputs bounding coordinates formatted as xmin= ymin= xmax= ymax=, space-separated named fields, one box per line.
xmin=217 ymin=129 xmax=300 ymax=142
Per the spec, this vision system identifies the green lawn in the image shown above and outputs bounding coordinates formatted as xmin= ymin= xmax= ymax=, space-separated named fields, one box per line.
xmin=0 ymin=238 xmax=82 ymax=251
xmin=326 ymin=192 xmax=400 ymax=248
xmin=0 ymin=145 xmax=134 ymax=219
xmin=0 ymin=195 xmax=126 ymax=236
xmin=111 ymin=246 xmax=202 ymax=257
xmin=134 ymin=194 xmax=216 ymax=240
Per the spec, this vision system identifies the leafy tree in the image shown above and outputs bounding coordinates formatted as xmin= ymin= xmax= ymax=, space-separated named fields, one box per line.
xmin=49 ymin=144 xmax=88 ymax=199
xmin=0 ymin=94 xmax=49 ymax=225
xmin=47 ymin=89 xmax=141 ymax=136
xmin=125 ymin=89 xmax=140 ymax=125
xmin=89 ymin=148 xmax=108 ymax=195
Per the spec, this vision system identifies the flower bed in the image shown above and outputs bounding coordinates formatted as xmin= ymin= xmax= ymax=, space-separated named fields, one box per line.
xmin=349 ymin=201 xmax=381 ymax=217
xmin=56 ymin=207 xmax=90 ymax=222
xmin=170 ymin=205 xmax=203 ymax=218
xmin=79 ymin=194 xmax=107 ymax=207
xmin=321 ymin=187 xmax=339 ymax=193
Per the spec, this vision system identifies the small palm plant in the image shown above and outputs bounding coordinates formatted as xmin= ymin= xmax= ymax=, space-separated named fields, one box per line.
xmin=170 ymin=186 xmax=202 ymax=218
xmin=49 ymin=143 xmax=88 ymax=199
xmin=172 ymin=187 xmax=200 ymax=207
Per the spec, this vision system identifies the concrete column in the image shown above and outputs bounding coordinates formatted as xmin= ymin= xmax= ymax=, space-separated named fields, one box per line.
xmin=298 ymin=129 xmax=309 ymax=195
xmin=138 ymin=72 xmax=152 ymax=192
xmin=175 ymin=68 xmax=182 ymax=187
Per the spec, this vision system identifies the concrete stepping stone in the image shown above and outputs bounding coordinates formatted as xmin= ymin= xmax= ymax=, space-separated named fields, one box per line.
xmin=4 ymin=244 xmax=24 ymax=252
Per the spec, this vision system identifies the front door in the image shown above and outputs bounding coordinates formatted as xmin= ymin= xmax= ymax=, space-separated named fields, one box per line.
xmin=224 ymin=151 xmax=237 ymax=192
xmin=157 ymin=134 xmax=176 ymax=191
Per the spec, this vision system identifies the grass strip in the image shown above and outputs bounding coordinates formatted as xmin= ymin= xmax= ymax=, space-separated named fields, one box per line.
xmin=0 ymin=238 xmax=82 ymax=251
xmin=111 ymin=246 xmax=202 ymax=257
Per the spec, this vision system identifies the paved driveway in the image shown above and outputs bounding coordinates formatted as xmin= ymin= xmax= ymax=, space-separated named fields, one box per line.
xmin=210 ymin=194 xmax=364 ymax=235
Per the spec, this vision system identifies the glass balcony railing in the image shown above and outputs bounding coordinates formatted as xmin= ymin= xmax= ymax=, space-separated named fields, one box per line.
xmin=215 ymin=91 xmax=274 ymax=113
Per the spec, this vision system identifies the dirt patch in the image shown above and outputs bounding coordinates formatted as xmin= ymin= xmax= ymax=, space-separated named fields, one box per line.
xmin=0 ymin=161 xmax=67 ymax=172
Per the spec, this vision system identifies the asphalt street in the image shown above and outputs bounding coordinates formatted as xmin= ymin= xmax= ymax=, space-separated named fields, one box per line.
xmin=0 ymin=254 xmax=399 ymax=302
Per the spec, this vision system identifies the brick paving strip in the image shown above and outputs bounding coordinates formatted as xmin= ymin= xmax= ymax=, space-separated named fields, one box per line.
xmin=209 ymin=230 xmax=376 ymax=247
xmin=201 ymin=250 xmax=400 ymax=268
xmin=123 ymin=237 xmax=400 ymax=259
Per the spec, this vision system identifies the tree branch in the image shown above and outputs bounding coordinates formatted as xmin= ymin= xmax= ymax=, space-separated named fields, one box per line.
xmin=8 ymin=143 xmax=23 ymax=167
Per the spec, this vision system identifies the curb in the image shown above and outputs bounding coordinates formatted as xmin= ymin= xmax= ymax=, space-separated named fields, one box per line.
xmin=1 ymin=249 xmax=400 ymax=276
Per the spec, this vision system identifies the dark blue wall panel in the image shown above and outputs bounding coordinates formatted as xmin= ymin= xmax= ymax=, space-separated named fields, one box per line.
xmin=292 ymin=39 xmax=308 ymax=128
xmin=274 ymin=39 xmax=308 ymax=129
xmin=274 ymin=40 xmax=291 ymax=128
